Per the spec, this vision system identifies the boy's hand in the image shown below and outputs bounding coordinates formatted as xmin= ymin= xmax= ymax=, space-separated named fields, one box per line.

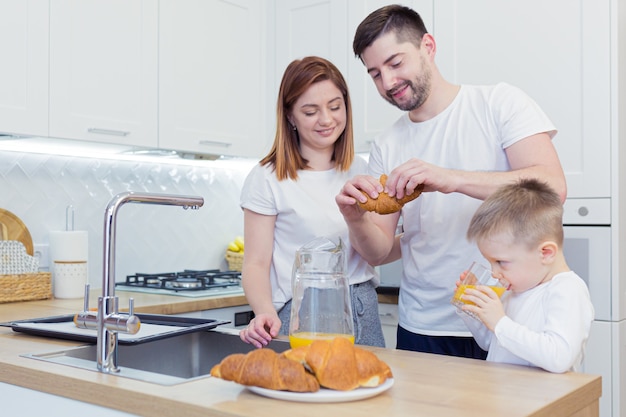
xmin=461 ymin=286 xmax=505 ymax=331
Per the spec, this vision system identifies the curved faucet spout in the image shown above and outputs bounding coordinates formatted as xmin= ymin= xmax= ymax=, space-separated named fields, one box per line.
xmin=96 ymin=191 xmax=204 ymax=373
xmin=102 ymin=191 xmax=204 ymax=297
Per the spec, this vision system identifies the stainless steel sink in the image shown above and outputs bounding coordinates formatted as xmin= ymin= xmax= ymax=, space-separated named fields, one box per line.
xmin=23 ymin=328 xmax=289 ymax=386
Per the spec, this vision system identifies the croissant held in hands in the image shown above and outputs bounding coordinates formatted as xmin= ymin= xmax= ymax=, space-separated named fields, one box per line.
xmin=358 ymin=174 xmax=424 ymax=214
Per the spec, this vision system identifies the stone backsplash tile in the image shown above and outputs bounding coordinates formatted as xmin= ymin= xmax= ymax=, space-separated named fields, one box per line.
xmin=0 ymin=150 xmax=257 ymax=289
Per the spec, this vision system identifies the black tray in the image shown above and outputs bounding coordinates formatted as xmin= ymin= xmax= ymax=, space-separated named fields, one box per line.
xmin=0 ymin=313 xmax=230 ymax=345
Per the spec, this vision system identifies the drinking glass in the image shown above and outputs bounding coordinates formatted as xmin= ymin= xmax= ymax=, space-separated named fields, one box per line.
xmin=451 ymin=262 xmax=507 ymax=318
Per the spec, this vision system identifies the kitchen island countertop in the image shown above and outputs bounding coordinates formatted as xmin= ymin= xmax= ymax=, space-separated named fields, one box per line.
xmin=0 ymin=291 xmax=601 ymax=417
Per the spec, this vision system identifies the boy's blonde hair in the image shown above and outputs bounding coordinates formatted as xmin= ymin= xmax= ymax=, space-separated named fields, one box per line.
xmin=467 ymin=179 xmax=564 ymax=249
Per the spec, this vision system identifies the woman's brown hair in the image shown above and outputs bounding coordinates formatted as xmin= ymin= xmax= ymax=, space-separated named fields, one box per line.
xmin=260 ymin=56 xmax=354 ymax=181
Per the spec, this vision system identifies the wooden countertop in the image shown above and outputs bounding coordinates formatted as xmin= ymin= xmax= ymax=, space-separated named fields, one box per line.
xmin=0 ymin=292 xmax=601 ymax=417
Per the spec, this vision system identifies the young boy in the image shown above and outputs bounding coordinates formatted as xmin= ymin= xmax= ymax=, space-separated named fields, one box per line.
xmin=457 ymin=179 xmax=594 ymax=373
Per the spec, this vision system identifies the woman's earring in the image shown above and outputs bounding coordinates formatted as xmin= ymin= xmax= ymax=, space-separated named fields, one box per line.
xmin=292 ymin=124 xmax=297 ymax=131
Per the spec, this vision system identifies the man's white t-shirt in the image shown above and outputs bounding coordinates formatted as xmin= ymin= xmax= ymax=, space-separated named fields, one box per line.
xmin=368 ymin=82 xmax=557 ymax=336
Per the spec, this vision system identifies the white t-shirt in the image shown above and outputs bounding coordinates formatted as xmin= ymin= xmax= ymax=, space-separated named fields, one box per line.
xmin=368 ymin=82 xmax=557 ymax=336
xmin=241 ymin=156 xmax=378 ymax=310
xmin=460 ymin=271 xmax=594 ymax=373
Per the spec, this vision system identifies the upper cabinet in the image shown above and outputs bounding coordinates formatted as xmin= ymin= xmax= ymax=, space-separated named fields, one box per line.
xmin=0 ymin=0 xmax=615 ymax=199
xmin=0 ymin=0 xmax=49 ymax=137
xmin=433 ymin=0 xmax=610 ymax=199
xmin=49 ymin=0 xmax=158 ymax=147
xmin=274 ymin=0 xmax=349 ymax=79
xmin=159 ymin=0 xmax=269 ymax=158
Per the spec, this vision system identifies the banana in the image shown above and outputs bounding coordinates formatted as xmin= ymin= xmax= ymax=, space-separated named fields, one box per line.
xmin=227 ymin=236 xmax=245 ymax=253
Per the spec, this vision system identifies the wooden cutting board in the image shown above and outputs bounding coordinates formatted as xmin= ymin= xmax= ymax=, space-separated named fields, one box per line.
xmin=0 ymin=208 xmax=34 ymax=256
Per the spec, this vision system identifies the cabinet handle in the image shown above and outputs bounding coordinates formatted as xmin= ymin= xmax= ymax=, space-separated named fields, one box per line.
xmin=198 ymin=140 xmax=232 ymax=148
xmin=88 ymin=128 xmax=130 ymax=137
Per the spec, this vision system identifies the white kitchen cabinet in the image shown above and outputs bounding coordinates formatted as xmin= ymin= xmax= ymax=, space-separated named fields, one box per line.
xmin=159 ymin=0 xmax=269 ymax=159
xmin=433 ymin=0 xmax=610 ymax=199
xmin=49 ymin=0 xmax=158 ymax=147
xmin=378 ymin=302 xmax=399 ymax=349
xmin=0 ymin=0 xmax=49 ymax=137
xmin=268 ymin=0 xmax=351 ymax=150
xmin=0 ymin=382 xmax=139 ymax=416
xmin=274 ymin=0 xmax=349 ymax=80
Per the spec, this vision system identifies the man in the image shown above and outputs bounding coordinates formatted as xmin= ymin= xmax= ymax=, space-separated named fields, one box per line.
xmin=335 ymin=4 xmax=566 ymax=358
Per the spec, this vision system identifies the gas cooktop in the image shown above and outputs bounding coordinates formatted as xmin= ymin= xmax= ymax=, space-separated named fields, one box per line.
xmin=115 ymin=269 xmax=243 ymax=298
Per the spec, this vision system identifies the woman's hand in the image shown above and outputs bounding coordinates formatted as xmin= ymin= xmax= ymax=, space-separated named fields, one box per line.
xmin=239 ymin=313 xmax=282 ymax=348
xmin=335 ymin=174 xmax=382 ymax=221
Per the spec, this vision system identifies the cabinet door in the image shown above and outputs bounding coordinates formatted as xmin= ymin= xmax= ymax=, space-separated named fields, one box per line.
xmin=433 ymin=0 xmax=610 ymax=199
xmin=0 ymin=0 xmax=48 ymax=137
xmin=274 ymin=0 xmax=348 ymax=79
xmin=271 ymin=0 xmax=353 ymax=147
xmin=49 ymin=0 xmax=158 ymax=147
xmin=159 ymin=0 xmax=268 ymax=159
xmin=347 ymin=1 xmax=432 ymax=153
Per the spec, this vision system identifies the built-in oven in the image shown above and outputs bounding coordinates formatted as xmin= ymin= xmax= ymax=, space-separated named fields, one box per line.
xmin=562 ymin=197 xmax=623 ymax=417
xmin=563 ymin=225 xmax=613 ymax=417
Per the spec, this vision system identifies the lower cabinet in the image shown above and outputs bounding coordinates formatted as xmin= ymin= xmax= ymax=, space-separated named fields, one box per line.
xmin=0 ymin=382 xmax=138 ymax=417
xmin=378 ymin=302 xmax=399 ymax=349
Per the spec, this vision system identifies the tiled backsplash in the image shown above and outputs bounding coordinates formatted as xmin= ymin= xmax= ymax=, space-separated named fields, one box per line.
xmin=0 ymin=149 xmax=257 ymax=289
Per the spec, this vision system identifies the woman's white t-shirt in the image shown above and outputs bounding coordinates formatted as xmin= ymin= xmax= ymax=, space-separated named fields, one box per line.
xmin=241 ymin=156 xmax=378 ymax=310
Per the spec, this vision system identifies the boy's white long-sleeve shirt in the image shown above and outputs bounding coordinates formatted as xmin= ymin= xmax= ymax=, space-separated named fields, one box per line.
xmin=460 ymin=271 xmax=594 ymax=373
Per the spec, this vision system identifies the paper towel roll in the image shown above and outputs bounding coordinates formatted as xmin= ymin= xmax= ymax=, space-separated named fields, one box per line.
xmin=49 ymin=231 xmax=88 ymax=262
xmin=54 ymin=261 xmax=87 ymax=298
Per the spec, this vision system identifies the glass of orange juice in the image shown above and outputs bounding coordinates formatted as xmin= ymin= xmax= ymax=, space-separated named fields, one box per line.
xmin=451 ymin=262 xmax=507 ymax=318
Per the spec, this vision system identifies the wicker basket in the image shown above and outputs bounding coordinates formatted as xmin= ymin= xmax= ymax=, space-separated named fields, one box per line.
xmin=225 ymin=250 xmax=244 ymax=272
xmin=0 ymin=272 xmax=52 ymax=303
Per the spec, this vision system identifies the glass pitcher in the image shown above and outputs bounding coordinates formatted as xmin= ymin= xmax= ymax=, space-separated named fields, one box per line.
xmin=289 ymin=236 xmax=354 ymax=348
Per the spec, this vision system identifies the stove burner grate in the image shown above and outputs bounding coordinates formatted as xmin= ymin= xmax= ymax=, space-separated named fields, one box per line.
xmin=121 ymin=269 xmax=242 ymax=292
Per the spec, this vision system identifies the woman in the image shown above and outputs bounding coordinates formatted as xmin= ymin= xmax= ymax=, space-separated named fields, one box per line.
xmin=239 ymin=56 xmax=385 ymax=348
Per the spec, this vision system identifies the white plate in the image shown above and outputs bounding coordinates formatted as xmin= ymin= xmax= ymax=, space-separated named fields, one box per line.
xmin=247 ymin=378 xmax=394 ymax=403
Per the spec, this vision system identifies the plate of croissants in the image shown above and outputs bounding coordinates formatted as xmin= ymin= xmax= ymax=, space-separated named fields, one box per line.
xmin=210 ymin=337 xmax=394 ymax=403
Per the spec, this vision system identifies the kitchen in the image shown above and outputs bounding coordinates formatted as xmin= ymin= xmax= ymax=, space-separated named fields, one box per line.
xmin=0 ymin=0 xmax=623 ymax=416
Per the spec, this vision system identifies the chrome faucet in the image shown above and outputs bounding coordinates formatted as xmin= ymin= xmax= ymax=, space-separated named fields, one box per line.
xmin=75 ymin=191 xmax=204 ymax=373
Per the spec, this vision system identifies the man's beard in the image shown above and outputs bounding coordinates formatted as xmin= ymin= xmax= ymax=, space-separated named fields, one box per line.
xmin=384 ymin=63 xmax=432 ymax=111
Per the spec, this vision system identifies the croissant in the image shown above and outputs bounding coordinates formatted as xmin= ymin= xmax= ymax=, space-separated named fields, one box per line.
xmin=210 ymin=348 xmax=320 ymax=392
xmin=283 ymin=337 xmax=393 ymax=391
xmin=358 ymin=174 xmax=424 ymax=214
